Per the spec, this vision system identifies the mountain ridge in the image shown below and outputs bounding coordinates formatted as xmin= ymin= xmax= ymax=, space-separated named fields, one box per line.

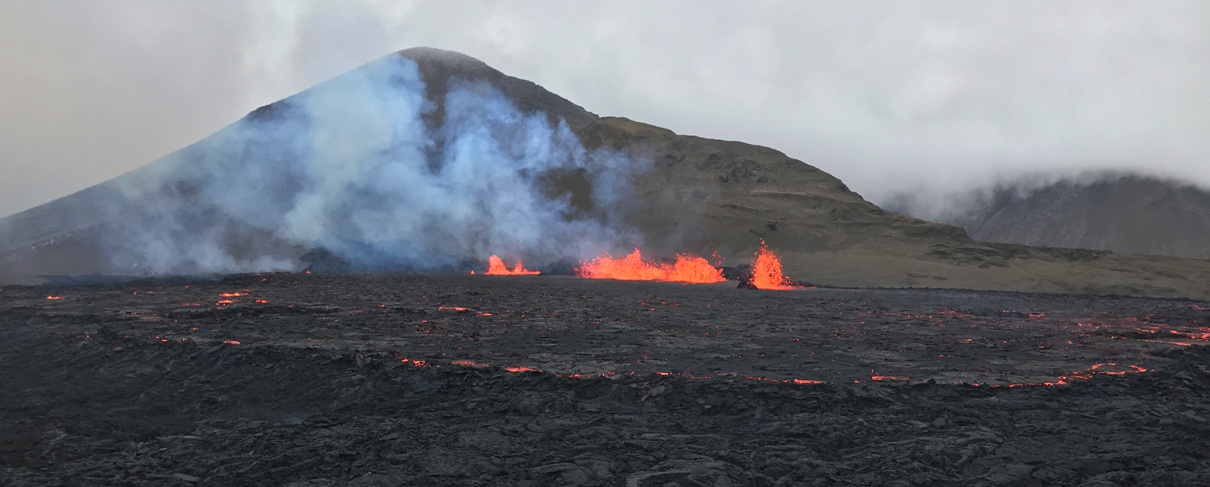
xmin=4 ymin=47 xmax=1210 ymax=299
xmin=887 ymin=172 xmax=1210 ymax=260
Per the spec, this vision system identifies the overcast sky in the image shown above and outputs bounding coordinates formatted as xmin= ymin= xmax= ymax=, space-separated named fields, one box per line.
xmin=2 ymin=1 xmax=1207 ymax=218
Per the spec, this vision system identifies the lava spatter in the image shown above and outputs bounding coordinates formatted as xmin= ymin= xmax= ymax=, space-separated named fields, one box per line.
xmin=577 ymin=249 xmax=725 ymax=284
xmin=749 ymin=241 xmax=802 ymax=290
xmin=482 ymin=255 xmax=540 ymax=275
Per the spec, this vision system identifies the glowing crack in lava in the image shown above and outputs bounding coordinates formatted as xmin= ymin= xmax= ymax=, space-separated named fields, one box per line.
xmin=750 ymin=241 xmax=801 ymax=290
xmin=577 ymin=249 xmax=725 ymax=284
xmin=481 ymin=255 xmax=540 ymax=275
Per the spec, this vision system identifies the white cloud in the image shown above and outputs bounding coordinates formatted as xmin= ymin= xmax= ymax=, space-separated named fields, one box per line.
xmin=1 ymin=0 xmax=1207 ymax=217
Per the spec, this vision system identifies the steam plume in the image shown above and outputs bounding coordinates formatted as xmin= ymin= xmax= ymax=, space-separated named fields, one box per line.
xmin=103 ymin=54 xmax=644 ymax=274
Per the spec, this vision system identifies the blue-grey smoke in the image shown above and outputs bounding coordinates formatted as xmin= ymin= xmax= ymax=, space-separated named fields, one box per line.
xmin=103 ymin=54 xmax=645 ymax=274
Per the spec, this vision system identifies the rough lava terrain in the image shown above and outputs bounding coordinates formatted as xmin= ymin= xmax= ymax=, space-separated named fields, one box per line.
xmin=3 ymin=274 xmax=1208 ymax=486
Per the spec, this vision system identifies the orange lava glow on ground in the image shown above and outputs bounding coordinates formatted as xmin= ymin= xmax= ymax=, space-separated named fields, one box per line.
xmin=482 ymin=255 xmax=540 ymax=275
xmin=451 ymin=360 xmax=490 ymax=368
xmin=953 ymin=362 xmax=1151 ymax=389
xmin=750 ymin=241 xmax=801 ymax=290
xmin=45 ymin=295 xmax=63 ymax=301
xmin=577 ymin=249 xmax=725 ymax=284
xmin=442 ymin=362 xmax=830 ymax=385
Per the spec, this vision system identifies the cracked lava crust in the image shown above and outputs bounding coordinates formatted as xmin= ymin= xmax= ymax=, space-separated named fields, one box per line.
xmin=2 ymin=273 xmax=1209 ymax=486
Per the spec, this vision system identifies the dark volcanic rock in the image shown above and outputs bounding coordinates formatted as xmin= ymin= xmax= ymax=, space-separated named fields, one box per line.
xmin=299 ymin=248 xmax=350 ymax=274
xmin=720 ymin=264 xmax=752 ymax=282
xmin=2 ymin=274 xmax=1208 ymax=486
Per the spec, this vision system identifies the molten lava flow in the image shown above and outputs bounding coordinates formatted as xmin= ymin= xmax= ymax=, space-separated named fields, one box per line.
xmin=483 ymin=255 xmax=540 ymax=275
xmin=577 ymin=249 xmax=725 ymax=284
xmin=451 ymin=360 xmax=490 ymax=368
xmin=750 ymin=241 xmax=800 ymax=290
xmin=45 ymin=295 xmax=63 ymax=301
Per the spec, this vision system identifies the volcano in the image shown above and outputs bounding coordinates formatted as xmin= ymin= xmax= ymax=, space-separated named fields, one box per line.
xmin=4 ymin=46 xmax=1210 ymax=486
xmin=3 ymin=47 xmax=1210 ymax=299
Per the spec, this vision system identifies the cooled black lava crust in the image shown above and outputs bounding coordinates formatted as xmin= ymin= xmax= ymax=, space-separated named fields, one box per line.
xmin=2 ymin=274 xmax=1208 ymax=486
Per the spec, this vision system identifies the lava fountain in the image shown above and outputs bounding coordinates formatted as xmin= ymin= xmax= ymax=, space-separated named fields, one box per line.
xmin=577 ymin=249 xmax=725 ymax=284
xmin=750 ymin=241 xmax=802 ymax=290
xmin=481 ymin=255 xmax=540 ymax=275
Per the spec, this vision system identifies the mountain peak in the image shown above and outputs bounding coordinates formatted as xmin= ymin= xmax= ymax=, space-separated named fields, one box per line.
xmin=394 ymin=46 xmax=598 ymax=131
xmin=396 ymin=46 xmax=493 ymax=69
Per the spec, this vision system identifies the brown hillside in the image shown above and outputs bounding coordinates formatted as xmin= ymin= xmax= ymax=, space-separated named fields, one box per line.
xmin=577 ymin=118 xmax=1210 ymax=299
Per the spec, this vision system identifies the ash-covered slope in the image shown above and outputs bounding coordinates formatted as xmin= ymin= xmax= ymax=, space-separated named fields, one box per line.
xmin=4 ymin=47 xmax=1210 ymax=299
xmin=938 ymin=173 xmax=1210 ymax=260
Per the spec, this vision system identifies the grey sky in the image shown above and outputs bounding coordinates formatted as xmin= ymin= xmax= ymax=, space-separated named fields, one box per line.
xmin=2 ymin=0 xmax=1207 ymax=218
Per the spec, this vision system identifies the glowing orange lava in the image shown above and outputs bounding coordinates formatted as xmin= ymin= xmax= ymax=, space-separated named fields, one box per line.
xmin=45 ymin=295 xmax=63 ymax=301
xmin=483 ymin=255 xmax=540 ymax=275
xmin=451 ymin=360 xmax=490 ymax=368
xmin=750 ymin=240 xmax=800 ymax=290
xmin=745 ymin=375 xmax=827 ymax=385
xmin=577 ymin=249 xmax=725 ymax=284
